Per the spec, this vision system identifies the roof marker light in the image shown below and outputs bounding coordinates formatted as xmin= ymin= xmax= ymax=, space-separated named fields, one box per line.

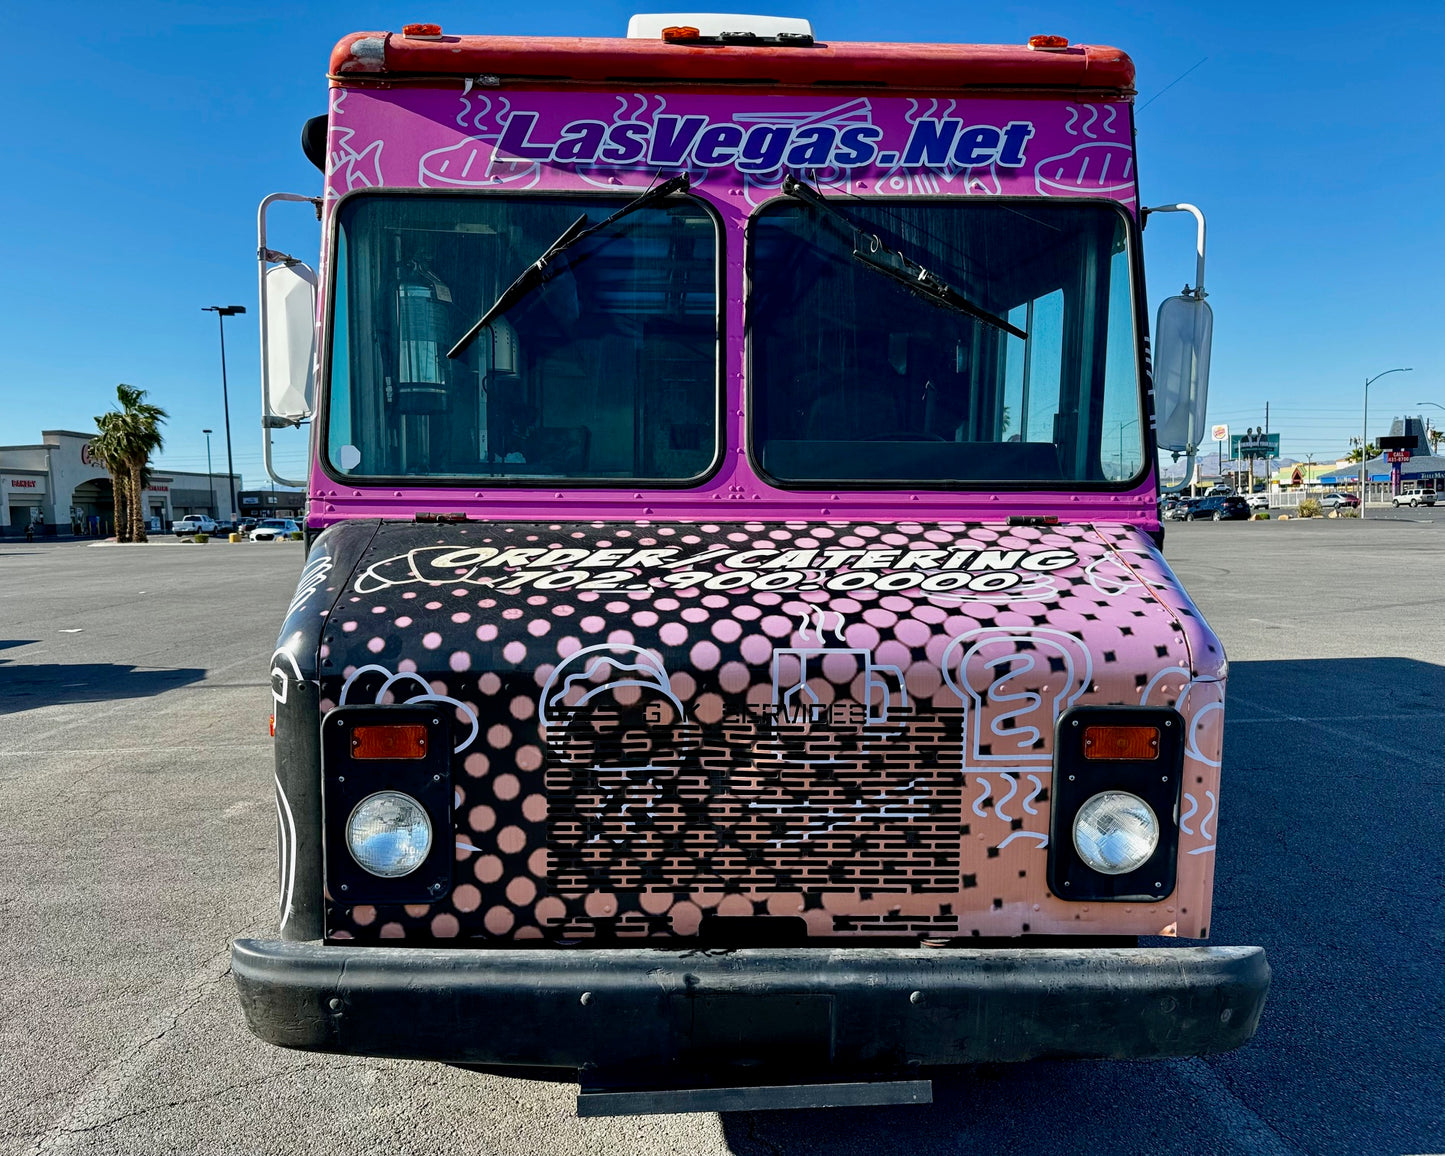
xmin=1028 ymin=34 xmax=1070 ymax=51
xmin=402 ymin=23 xmax=443 ymax=39
xmin=662 ymin=25 xmax=701 ymax=41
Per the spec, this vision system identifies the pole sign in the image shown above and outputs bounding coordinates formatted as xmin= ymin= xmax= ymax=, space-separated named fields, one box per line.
xmin=1210 ymin=423 xmax=1229 ymax=444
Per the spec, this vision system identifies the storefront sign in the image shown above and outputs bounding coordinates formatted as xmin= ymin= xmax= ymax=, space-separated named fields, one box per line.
xmin=3 ymin=475 xmax=47 ymax=495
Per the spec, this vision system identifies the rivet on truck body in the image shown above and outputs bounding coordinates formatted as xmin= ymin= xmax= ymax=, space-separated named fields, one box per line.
xmin=580 ymin=992 xmax=593 ymax=1006
xmin=909 ymin=991 xmax=924 ymax=1005
xmin=328 ymin=997 xmax=343 ymax=1011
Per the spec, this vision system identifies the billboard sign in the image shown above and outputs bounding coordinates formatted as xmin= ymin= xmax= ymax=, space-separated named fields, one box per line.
xmin=1231 ymin=433 xmax=1280 ymax=459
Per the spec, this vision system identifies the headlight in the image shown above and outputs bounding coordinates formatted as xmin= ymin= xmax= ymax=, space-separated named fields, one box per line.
xmin=346 ymin=791 xmax=432 ymax=877
xmin=1072 ymin=791 xmax=1159 ymax=875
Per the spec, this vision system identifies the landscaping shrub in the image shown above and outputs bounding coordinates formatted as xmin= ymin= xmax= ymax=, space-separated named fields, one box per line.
xmin=289 ymin=531 xmax=304 ymax=540
xmin=1338 ymin=507 xmax=1360 ymax=518
xmin=193 ymin=533 xmax=210 ymax=543
xmin=1297 ymin=499 xmax=1322 ymax=518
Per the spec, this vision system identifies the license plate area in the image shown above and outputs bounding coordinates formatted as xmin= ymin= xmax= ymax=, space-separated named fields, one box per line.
xmin=671 ymin=993 xmax=834 ymax=1070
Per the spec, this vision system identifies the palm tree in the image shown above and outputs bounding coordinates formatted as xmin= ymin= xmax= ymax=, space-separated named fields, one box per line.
xmin=1345 ymin=440 xmax=1378 ymax=463
xmin=88 ymin=413 xmax=131 ymax=542
xmin=115 ymin=385 xmax=167 ymax=543
xmin=1429 ymin=427 xmax=1444 ymax=454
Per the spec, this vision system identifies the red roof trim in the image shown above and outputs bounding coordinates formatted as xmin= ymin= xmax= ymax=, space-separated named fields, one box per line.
xmin=330 ymin=32 xmax=1134 ymax=93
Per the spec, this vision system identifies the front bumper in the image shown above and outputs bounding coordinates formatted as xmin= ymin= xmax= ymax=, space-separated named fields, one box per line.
xmin=232 ymin=940 xmax=1269 ymax=1073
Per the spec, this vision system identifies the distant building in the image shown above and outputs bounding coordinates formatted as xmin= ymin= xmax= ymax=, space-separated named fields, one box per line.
xmin=0 ymin=429 xmax=240 ymax=537
xmin=238 ymin=488 xmax=306 ymax=521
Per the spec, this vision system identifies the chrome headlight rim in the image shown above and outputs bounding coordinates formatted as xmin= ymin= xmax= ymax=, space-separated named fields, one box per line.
xmin=345 ymin=789 xmax=434 ymax=879
xmin=1071 ymin=789 xmax=1161 ymax=876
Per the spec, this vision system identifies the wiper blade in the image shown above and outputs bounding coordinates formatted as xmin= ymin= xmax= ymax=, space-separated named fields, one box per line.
xmin=448 ymin=173 xmax=691 ymax=359
xmin=780 ymin=175 xmax=1026 ymax=340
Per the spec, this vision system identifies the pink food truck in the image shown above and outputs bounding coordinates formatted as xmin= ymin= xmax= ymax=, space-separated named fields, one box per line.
xmin=235 ymin=13 xmax=1266 ymax=1115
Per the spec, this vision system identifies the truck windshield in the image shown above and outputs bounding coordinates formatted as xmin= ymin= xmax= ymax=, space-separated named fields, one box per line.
xmin=748 ymin=199 xmax=1144 ymax=487
xmin=326 ymin=193 xmax=719 ymax=483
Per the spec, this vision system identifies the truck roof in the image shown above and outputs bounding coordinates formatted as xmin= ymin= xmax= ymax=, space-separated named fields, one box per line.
xmin=330 ymin=31 xmax=1134 ymax=95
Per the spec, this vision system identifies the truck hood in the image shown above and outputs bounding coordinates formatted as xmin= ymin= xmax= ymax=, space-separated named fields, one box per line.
xmin=277 ymin=519 xmax=1226 ymax=943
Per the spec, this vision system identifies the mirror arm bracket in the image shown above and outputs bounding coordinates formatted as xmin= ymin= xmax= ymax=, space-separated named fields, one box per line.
xmin=1142 ymin=203 xmax=1207 ymax=299
xmin=258 ymin=192 xmax=317 ymax=490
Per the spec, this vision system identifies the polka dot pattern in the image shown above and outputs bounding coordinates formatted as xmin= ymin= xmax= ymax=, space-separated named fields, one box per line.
xmin=316 ymin=520 xmax=1221 ymax=944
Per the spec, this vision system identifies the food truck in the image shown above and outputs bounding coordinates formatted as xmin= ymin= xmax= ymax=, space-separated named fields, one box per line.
xmin=234 ymin=13 xmax=1268 ymax=1115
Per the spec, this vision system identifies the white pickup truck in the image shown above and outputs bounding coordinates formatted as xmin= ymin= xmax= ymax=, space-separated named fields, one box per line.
xmin=173 ymin=515 xmax=218 ymax=537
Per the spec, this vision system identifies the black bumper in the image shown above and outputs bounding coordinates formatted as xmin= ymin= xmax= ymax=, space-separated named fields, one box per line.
xmin=232 ymin=940 xmax=1268 ymax=1073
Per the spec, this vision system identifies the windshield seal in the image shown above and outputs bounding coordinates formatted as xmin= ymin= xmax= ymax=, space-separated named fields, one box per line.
xmin=744 ymin=195 xmax=1151 ymax=493
xmin=317 ymin=186 xmax=726 ymax=492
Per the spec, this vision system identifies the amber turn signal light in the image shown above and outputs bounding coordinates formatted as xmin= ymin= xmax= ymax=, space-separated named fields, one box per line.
xmin=1027 ymin=34 xmax=1071 ymax=50
xmin=402 ymin=23 xmax=442 ymax=38
xmin=1083 ymin=725 xmax=1160 ymax=760
xmin=351 ymin=724 xmax=428 ymax=760
xmin=662 ymin=25 xmax=701 ymax=41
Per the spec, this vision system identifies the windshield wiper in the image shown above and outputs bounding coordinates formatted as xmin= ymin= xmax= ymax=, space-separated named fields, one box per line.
xmin=448 ymin=173 xmax=692 ymax=359
xmin=780 ymin=175 xmax=1026 ymax=340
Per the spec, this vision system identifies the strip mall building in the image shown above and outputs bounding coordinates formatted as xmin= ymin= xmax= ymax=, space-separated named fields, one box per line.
xmin=0 ymin=429 xmax=240 ymax=537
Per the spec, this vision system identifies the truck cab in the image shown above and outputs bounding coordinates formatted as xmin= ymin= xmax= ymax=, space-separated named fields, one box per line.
xmin=235 ymin=13 xmax=1266 ymax=1115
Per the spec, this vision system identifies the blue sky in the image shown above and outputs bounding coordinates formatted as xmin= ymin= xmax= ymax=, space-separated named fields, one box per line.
xmin=2 ymin=0 xmax=1442 ymax=485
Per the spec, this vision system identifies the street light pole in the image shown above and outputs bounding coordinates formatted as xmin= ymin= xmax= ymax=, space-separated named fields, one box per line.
xmin=1422 ymin=402 xmax=1445 ymax=455
xmin=1361 ymin=368 xmax=1411 ymax=519
xmin=202 ymin=305 xmax=246 ymax=524
xmin=203 ymin=429 xmax=215 ymax=518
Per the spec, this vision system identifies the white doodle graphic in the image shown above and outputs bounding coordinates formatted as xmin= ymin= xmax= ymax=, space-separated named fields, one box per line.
xmin=417 ymin=93 xmax=544 ymax=189
xmin=971 ymin=771 xmax=1050 ymax=848
xmin=1022 ymin=773 xmax=1045 ymax=815
xmin=539 ymin=643 xmax=685 ymax=727
xmin=269 ymin=646 xmax=304 ymax=706
xmin=275 ymin=776 xmax=297 ymax=933
xmin=327 ymin=91 xmax=385 ymax=194
xmin=1083 ymin=553 xmax=1143 ymax=597
xmin=1182 ymin=790 xmax=1218 ymax=854
xmin=997 ymin=830 xmax=1049 ymax=850
xmin=1033 ymin=140 xmax=1135 ymax=200
xmin=337 ymin=662 xmax=480 ymax=752
xmin=864 ymin=98 xmax=1006 ymax=200
xmin=1034 ymin=100 xmax=1132 ymax=202
xmin=1141 ymin=671 xmax=1225 ymax=768
xmin=770 ymin=610 xmax=906 ymax=725
xmin=942 ymin=627 xmax=1094 ymax=768
xmin=286 ymin=552 xmax=334 ymax=617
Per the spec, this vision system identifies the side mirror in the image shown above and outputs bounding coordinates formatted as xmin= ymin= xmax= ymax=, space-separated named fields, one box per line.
xmin=262 ymin=261 xmax=318 ymax=424
xmin=1152 ymin=292 xmax=1213 ymax=456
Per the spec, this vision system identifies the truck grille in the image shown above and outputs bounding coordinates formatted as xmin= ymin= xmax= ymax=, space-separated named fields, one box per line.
xmin=544 ymin=708 xmax=969 ymax=934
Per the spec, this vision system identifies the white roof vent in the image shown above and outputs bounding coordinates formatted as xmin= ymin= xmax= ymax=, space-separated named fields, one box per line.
xmin=627 ymin=13 xmax=815 ymax=41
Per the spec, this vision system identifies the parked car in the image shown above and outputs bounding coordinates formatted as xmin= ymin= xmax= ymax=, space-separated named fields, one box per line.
xmin=237 ymin=517 xmax=259 ymax=536
xmin=1163 ymin=498 xmax=1200 ymax=521
xmin=1205 ymin=484 xmax=1234 ymax=496
xmin=1246 ymin=494 xmax=1269 ymax=511
xmin=1392 ymin=487 xmax=1438 ymax=508
xmin=1189 ymin=495 xmax=1250 ymax=521
xmin=250 ymin=518 xmax=301 ymax=542
xmin=173 ymin=515 xmax=218 ymax=537
xmin=1321 ymin=492 xmax=1360 ymax=510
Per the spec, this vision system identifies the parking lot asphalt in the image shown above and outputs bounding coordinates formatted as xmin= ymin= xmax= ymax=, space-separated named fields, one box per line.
xmin=1 ymin=522 xmax=1442 ymax=1156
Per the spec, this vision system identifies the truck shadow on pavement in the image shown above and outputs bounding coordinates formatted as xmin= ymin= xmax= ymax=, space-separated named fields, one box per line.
xmin=0 ymin=653 xmax=207 ymax=714
xmin=721 ymin=657 xmax=1445 ymax=1156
